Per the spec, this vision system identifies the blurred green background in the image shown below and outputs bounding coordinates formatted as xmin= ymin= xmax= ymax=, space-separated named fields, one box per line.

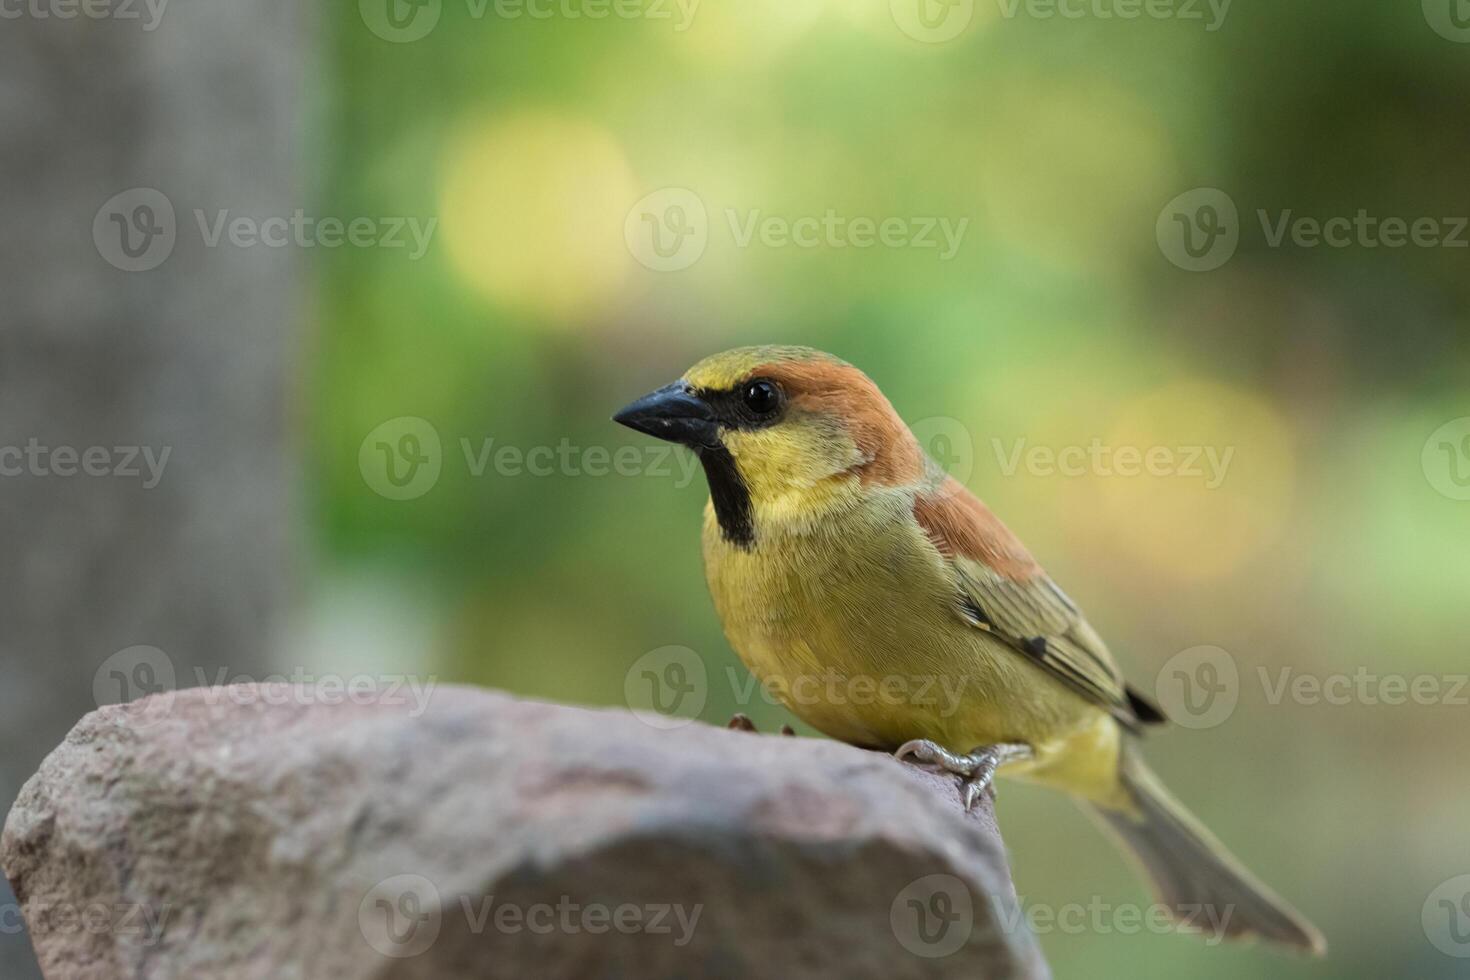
xmin=316 ymin=2 xmax=1469 ymax=976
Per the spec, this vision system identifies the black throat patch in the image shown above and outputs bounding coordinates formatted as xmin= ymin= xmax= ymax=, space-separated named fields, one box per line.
xmin=696 ymin=444 xmax=754 ymax=549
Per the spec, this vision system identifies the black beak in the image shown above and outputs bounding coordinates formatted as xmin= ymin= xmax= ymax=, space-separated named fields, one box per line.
xmin=613 ymin=381 xmax=718 ymax=449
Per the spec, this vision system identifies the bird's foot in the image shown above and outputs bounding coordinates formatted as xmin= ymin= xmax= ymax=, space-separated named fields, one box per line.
xmin=727 ymin=713 xmax=795 ymax=736
xmin=894 ymin=740 xmax=1033 ymax=811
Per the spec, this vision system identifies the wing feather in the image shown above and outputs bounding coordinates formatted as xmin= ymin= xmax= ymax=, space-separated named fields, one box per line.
xmin=913 ymin=476 xmax=1165 ymax=732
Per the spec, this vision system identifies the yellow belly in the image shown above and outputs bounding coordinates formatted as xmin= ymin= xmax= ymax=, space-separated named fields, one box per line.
xmin=701 ymin=490 xmax=1122 ymax=802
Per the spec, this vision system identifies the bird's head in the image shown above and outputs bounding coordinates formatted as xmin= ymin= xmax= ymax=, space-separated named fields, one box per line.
xmin=613 ymin=346 xmax=924 ymax=546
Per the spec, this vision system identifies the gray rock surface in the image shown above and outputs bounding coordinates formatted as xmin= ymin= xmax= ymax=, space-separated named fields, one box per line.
xmin=0 ymin=3 xmax=306 ymax=974
xmin=1 ymin=685 xmax=1048 ymax=979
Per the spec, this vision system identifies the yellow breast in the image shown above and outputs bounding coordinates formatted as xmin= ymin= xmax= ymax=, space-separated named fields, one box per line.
xmin=700 ymin=479 xmax=1092 ymax=753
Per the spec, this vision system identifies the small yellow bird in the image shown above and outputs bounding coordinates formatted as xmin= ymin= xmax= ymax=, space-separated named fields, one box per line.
xmin=616 ymin=345 xmax=1323 ymax=954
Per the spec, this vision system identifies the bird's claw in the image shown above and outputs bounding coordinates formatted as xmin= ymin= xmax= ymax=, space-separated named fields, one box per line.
xmin=895 ymin=739 xmax=978 ymax=774
xmin=727 ymin=713 xmax=795 ymax=736
xmin=894 ymin=739 xmax=1032 ymax=812
xmin=960 ymin=776 xmax=992 ymax=812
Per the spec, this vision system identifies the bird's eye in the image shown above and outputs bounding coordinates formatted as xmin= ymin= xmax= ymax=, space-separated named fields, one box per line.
xmin=741 ymin=379 xmax=781 ymax=416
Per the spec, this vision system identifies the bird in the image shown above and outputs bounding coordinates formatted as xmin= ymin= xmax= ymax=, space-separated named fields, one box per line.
xmin=614 ymin=344 xmax=1324 ymax=954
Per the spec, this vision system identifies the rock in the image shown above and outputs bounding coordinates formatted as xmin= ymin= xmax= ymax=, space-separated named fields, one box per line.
xmin=1 ymin=685 xmax=1048 ymax=979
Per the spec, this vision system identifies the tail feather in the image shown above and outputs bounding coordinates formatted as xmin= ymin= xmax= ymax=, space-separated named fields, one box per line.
xmin=1090 ymin=749 xmax=1326 ymax=955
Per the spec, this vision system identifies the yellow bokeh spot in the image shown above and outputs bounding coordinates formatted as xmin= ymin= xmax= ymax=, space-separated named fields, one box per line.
xmin=671 ymin=0 xmax=830 ymax=66
xmin=1095 ymin=381 xmax=1296 ymax=581
xmin=439 ymin=112 xmax=637 ymax=323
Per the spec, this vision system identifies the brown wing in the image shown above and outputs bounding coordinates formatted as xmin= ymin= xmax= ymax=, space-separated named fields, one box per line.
xmin=914 ymin=476 xmax=1165 ymax=733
